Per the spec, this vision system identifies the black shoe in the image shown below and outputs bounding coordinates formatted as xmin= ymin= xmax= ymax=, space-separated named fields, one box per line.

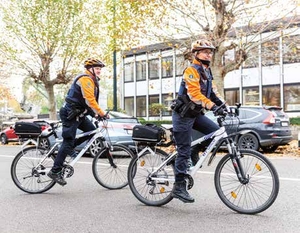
xmin=172 ymin=180 xmax=195 ymax=203
xmin=47 ymin=170 xmax=67 ymax=186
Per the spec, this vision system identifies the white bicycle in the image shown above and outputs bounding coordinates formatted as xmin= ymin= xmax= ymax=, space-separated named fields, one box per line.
xmin=11 ymin=116 xmax=134 ymax=194
xmin=127 ymin=104 xmax=280 ymax=214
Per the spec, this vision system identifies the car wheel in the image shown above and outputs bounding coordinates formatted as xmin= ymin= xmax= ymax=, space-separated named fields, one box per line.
xmin=238 ymin=133 xmax=259 ymax=151
xmin=261 ymin=145 xmax=279 ymax=153
xmin=89 ymin=138 xmax=104 ymax=158
xmin=1 ymin=134 xmax=8 ymax=145
xmin=38 ymin=138 xmax=50 ymax=149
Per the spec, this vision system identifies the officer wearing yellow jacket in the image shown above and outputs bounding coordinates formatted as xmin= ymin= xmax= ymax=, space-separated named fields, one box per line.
xmin=48 ymin=58 xmax=108 ymax=186
xmin=171 ymin=40 xmax=225 ymax=203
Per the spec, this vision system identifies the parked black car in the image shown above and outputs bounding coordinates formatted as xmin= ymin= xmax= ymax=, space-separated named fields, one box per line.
xmin=192 ymin=106 xmax=293 ymax=152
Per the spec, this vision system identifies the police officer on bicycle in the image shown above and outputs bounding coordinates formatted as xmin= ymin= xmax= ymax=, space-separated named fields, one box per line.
xmin=48 ymin=58 xmax=109 ymax=186
xmin=171 ymin=39 xmax=225 ymax=203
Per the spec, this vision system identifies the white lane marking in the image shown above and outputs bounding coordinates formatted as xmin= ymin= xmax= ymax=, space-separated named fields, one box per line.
xmin=2 ymin=154 xmax=300 ymax=182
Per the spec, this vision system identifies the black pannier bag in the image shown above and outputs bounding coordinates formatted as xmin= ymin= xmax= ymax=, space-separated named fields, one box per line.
xmin=14 ymin=122 xmax=42 ymax=138
xmin=132 ymin=124 xmax=166 ymax=143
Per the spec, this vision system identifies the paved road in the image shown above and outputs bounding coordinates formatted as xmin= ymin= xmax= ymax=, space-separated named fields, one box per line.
xmin=1 ymin=145 xmax=300 ymax=233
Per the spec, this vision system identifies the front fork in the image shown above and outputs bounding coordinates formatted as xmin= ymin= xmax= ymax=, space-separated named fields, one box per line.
xmin=227 ymin=139 xmax=249 ymax=184
xmin=102 ymin=141 xmax=117 ymax=168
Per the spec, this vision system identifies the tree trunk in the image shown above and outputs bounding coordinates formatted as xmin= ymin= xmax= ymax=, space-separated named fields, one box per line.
xmin=211 ymin=64 xmax=225 ymax=99
xmin=211 ymin=54 xmax=225 ymax=100
xmin=45 ymin=85 xmax=57 ymax=120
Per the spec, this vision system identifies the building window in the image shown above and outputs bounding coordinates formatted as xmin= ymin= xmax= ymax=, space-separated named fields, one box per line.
xmin=243 ymin=45 xmax=259 ymax=68
xmin=149 ymin=59 xmax=159 ymax=79
xmin=124 ymin=63 xmax=134 ymax=82
xmin=136 ymin=61 xmax=146 ymax=81
xmin=243 ymin=87 xmax=259 ymax=105
xmin=176 ymin=55 xmax=186 ymax=76
xmin=162 ymin=93 xmax=173 ymax=116
xmin=283 ymin=35 xmax=300 ymax=64
xmin=149 ymin=95 xmax=159 ymax=116
xmin=124 ymin=97 xmax=134 ymax=116
xmin=136 ymin=96 xmax=146 ymax=117
xmin=224 ymin=89 xmax=240 ymax=106
xmin=262 ymin=85 xmax=280 ymax=106
xmin=284 ymin=83 xmax=300 ymax=111
xmin=261 ymin=38 xmax=279 ymax=66
xmin=162 ymin=56 xmax=173 ymax=78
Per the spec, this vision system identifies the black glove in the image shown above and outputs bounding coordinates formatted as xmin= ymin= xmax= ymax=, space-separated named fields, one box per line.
xmin=211 ymin=105 xmax=225 ymax=116
xmin=221 ymin=103 xmax=227 ymax=110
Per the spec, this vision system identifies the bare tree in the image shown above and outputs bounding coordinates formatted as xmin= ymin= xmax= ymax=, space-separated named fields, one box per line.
xmin=147 ymin=0 xmax=299 ymax=96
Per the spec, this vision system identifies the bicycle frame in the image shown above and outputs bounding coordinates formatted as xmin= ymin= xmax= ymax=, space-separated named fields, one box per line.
xmin=68 ymin=127 xmax=109 ymax=166
xmin=146 ymin=124 xmax=236 ymax=183
xmin=29 ymin=120 xmax=111 ymax=171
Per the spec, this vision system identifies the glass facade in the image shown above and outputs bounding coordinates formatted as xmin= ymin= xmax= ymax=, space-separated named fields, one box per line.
xmin=162 ymin=56 xmax=173 ymax=78
xmin=284 ymin=84 xmax=300 ymax=111
xmin=122 ymin=30 xmax=300 ymax=119
xmin=149 ymin=95 xmax=159 ymax=116
xmin=136 ymin=96 xmax=146 ymax=117
xmin=124 ymin=62 xmax=134 ymax=82
xmin=243 ymin=87 xmax=260 ymax=105
xmin=283 ymin=35 xmax=300 ymax=64
xmin=262 ymin=85 xmax=280 ymax=106
xmin=162 ymin=93 xmax=173 ymax=116
xmin=124 ymin=97 xmax=134 ymax=116
xmin=136 ymin=61 xmax=146 ymax=81
xmin=224 ymin=89 xmax=240 ymax=106
xmin=149 ymin=59 xmax=159 ymax=79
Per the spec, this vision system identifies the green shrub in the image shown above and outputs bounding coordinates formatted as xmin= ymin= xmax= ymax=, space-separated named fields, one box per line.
xmin=139 ymin=120 xmax=172 ymax=126
xmin=290 ymin=117 xmax=300 ymax=125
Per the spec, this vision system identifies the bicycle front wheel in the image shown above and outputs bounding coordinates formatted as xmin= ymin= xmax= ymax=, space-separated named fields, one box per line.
xmin=127 ymin=148 xmax=175 ymax=206
xmin=11 ymin=146 xmax=56 ymax=194
xmin=92 ymin=144 xmax=134 ymax=190
xmin=214 ymin=149 xmax=280 ymax=214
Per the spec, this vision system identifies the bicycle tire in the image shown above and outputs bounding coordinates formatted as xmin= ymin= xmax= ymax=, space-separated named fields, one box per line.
xmin=214 ymin=149 xmax=280 ymax=214
xmin=92 ymin=144 xmax=134 ymax=190
xmin=127 ymin=148 xmax=175 ymax=206
xmin=11 ymin=146 xmax=56 ymax=194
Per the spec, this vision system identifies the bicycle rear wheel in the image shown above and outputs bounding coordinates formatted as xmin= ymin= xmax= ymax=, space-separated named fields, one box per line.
xmin=214 ymin=149 xmax=279 ymax=214
xmin=127 ymin=148 xmax=175 ymax=206
xmin=11 ymin=146 xmax=56 ymax=194
xmin=92 ymin=144 xmax=134 ymax=189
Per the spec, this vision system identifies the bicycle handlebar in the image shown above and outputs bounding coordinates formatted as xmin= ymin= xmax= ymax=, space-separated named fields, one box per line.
xmin=94 ymin=111 xmax=110 ymax=128
xmin=214 ymin=103 xmax=241 ymax=127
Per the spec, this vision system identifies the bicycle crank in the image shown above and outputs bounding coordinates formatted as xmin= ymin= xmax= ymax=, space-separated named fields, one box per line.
xmin=63 ymin=165 xmax=74 ymax=178
xmin=185 ymin=174 xmax=194 ymax=190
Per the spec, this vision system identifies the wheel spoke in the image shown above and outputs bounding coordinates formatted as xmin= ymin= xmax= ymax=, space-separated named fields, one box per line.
xmin=11 ymin=147 xmax=56 ymax=194
xmin=127 ymin=149 xmax=175 ymax=206
xmin=92 ymin=144 xmax=133 ymax=189
xmin=215 ymin=149 xmax=279 ymax=214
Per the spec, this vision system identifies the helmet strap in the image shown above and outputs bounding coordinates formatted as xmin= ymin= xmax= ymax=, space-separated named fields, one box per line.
xmin=91 ymin=67 xmax=96 ymax=77
xmin=195 ymin=57 xmax=210 ymax=66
